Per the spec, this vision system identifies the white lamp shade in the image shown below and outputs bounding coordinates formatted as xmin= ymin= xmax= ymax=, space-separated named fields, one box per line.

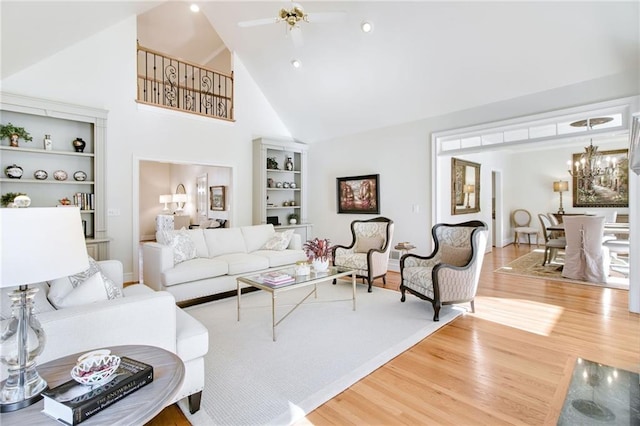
xmin=0 ymin=207 xmax=89 ymax=287
xmin=159 ymin=194 xmax=172 ymax=204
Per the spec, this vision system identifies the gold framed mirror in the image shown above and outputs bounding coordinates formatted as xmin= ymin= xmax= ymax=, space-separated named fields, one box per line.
xmin=451 ymin=158 xmax=480 ymax=215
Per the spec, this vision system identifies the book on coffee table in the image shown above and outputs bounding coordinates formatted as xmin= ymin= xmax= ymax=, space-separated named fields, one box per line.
xmin=261 ymin=271 xmax=295 ymax=286
xmin=41 ymin=356 xmax=153 ymax=425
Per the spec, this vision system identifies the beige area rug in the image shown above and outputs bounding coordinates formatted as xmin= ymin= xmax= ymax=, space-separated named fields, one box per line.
xmin=495 ymin=249 xmax=628 ymax=290
xmin=180 ymin=282 xmax=463 ymax=425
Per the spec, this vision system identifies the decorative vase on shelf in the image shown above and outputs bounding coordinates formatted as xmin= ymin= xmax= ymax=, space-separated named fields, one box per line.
xmin=285 ymin=156 xmax=294 ymax=171
xmin=44 ymin=134 xmax=52 ymax=151
xmin=289 ymin=218 xmax=297 ymax=225
xmin=312 ymin=258 xmax=329 ymax=272
xmin=72 ymin=138 xmax=86 ymax=153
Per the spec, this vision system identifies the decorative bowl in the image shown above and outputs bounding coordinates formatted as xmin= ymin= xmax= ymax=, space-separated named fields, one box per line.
xmin=73 ymin=170 xmax=87 ymax=181
xmin=71 ymin=353 xmax=120 ymax=386
xmin=34 ymin=169 xmax=48 ymax=180
xmin=53 ymin=170 xmax=68 ymax=181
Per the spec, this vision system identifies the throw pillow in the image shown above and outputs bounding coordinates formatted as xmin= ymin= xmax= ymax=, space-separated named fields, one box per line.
xmin=354 ymin=236 xmax=384 ymax=253
xmin=170 ymin=232 xmax=197 ymax=264
xmin=261 ymin=229 xmax=294 ymax=251
xmin=440 ymin=244 xmax=471 ymax=267
xmin=47 ymin=257 xmax=123 ymax=309
xmin=49 ymin=272 xmax=109 ymax=309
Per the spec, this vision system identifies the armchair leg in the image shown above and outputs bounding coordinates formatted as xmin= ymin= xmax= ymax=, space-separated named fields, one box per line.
xmin=367 ymin=279 xmax=373 ymax=293
xmin=382 ymin=275 xmax=387 ymax=287
xmin=332 ymin=278 xmax=337 ymax=285
xmin=400 ymin=286 xmax=406 ymax=302
xmin=188 ymin=391 xmax=202 ymax=414
xmin=432 ymin=304 xmax=440 ymax=322
xmin=470 ymin=299 xmax=475 ymax=313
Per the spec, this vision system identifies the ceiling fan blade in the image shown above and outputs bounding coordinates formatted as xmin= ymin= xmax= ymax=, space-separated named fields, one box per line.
xmin=289 ymin=27 xmax=304 ymax=48
xmin=238 ymin=17 xmax=278 ymax=28
xmin=306 ymin=11 xmax=346 ymax=23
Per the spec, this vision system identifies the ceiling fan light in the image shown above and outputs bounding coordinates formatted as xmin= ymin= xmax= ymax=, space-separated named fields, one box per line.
xmin=291 ymin=59 xmax=302 ymax=68
xmin=361 ymin=21 xmax=373 ymax=33
xmin=190 ymin=4 xmax=200 ymax=13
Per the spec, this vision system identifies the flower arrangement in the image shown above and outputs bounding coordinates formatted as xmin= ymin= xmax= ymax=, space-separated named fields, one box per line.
xmin=303 ymin=237 xmax=333 ymax=262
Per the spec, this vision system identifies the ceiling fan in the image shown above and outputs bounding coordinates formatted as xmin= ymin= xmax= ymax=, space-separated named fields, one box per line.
xmin=238 ymin=1 xmax=345 ymax=47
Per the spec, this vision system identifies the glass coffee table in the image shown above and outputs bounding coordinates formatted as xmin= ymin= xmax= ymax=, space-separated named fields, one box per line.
xmin=236 ymin=266 xmax=356 ymax=341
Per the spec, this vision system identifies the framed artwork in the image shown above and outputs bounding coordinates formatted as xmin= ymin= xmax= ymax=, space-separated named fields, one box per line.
xmin=571 ymin=148 xmax=629 ymax=208
xmin=336 ymin=174 xmax=380 ymax=214
xmin=210 ymin=185 xmax=226 ymax=211
xmin=451 ymin=157 xmax=480 ymax=215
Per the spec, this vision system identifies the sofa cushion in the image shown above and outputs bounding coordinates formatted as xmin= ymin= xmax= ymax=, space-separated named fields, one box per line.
xmin=204 ymin=228 xmax=247 ymax=257
xmin=261 ymin=229 xmax=294 ymax=251
xmin=184 ymin=229 xmax=208 ymax=258
xmin=214 ymin=253 xmax=270 ymax=275
xmin=241 ymin=224 xmax=276 ymax=253
xmin=251 ymin=249 xmax=307 ymax=268
xmin=163 ymin=258 xmax=229 ymax=287
xmin=48 ymin=272 xmax=110 ymax=309
xmin=355 ymin=236 xmax=384 ymax=253
xmin=440 ymin=244 xmax=471 ymax=267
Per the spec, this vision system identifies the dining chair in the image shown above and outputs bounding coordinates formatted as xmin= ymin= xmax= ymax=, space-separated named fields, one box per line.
xmin=537 ymin=213 xmax=566 ymax=265
xmin=546 ymin=213 xmax=566 ymax=240
xmin=511 ymin=209 xmax=539 ymax=246
xmin=561 ymin=216 xmax=610 ymax=283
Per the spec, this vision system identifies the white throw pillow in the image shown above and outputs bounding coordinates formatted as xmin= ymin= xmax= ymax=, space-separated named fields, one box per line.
xmin=440 ymin=245 xmax=471 ymax=267
xmin=261 ymin=229 xmax=294 ymax=251
xmin=49 ymin=273 xmax=109 ymax=309
xmin=48 ymin=257 xmax=123 ymax=309
xmin=170 ymin=232 xmax=197 ymax=264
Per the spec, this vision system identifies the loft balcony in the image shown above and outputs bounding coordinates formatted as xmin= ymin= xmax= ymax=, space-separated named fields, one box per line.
xmin=137 ymin=44 xmax=234 ymax=121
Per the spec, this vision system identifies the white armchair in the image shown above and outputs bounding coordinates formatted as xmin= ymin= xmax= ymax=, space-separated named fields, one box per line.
xmin=400 ymin=221 xmax=488 ymax=321
xmin=332 ymin=217 xmax=394 ymax=292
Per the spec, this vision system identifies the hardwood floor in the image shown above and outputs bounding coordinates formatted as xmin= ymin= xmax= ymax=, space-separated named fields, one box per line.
xmin=147 ymin=244 xmax=639 ymax=425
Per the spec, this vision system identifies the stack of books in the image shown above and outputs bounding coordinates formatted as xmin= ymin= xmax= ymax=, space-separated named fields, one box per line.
xmin=41 ymin=356 xmax=153 ymax=425
xmin=261 ymin=271 xmax=295 ymax=286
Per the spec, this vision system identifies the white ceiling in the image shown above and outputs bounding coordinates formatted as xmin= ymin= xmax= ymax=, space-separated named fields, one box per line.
xmin=2 ymin=1 xmax=638 ymax=143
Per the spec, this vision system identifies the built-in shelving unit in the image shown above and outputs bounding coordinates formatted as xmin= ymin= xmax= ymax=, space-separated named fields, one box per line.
xmin=0 ymin=92 xmax=110 ymax=259
xmin=253 ymin=138 xmax=312 ymax=241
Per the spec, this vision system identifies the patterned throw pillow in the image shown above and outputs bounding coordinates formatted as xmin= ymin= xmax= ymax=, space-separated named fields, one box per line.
xmin=261 ymin=229 xmax=295 ymax=251
xmin=170 ymin=232 xmax=197 ymax=264
xmin=440 ymin=245 xmax=471 ymax=267
xmin=47 ymin=256 xmax=123 ymax=309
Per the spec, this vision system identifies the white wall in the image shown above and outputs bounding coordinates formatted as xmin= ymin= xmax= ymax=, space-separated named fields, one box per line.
xmin=1 ymin=16 xmax=292 ymax=281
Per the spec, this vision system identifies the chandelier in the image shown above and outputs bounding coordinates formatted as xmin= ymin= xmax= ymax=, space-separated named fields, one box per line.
xmin=567 ymin=117 xmax=619 ymax=180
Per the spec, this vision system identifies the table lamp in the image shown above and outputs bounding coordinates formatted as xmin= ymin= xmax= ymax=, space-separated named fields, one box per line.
xmin=159 ymin=194 xmax=172 ymax=212
xmin=553 ymin=180 xmax=569 ymax=214
xmin=0 ymin=207 xmax=89 ymax=412
xmin=172 ymin=193 xmax=188 ymax=213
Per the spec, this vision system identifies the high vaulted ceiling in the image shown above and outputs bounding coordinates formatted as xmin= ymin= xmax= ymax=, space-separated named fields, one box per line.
xmin=2 ymin=1 xmax=639 ymax=143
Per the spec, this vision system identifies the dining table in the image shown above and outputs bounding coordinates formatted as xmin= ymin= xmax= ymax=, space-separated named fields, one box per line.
xmin=547 ymin=222 xmax=630 ymax=235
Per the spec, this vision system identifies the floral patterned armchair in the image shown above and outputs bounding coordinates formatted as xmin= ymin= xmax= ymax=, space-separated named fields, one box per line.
xmin=332 ymin=217 xmax=394 ymax=292
xmin=400 ymin=221 xmax=488 ymax=321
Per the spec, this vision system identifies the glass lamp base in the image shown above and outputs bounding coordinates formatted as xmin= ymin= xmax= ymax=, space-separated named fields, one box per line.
xmin=0 ymin=384 xmax=46 ymax=412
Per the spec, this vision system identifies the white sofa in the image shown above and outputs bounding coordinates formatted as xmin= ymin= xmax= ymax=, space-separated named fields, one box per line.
xmin=0 ymin=260 xmax=209 ymax=414
xmin=143 ymin=224 xmax=307 ymax=303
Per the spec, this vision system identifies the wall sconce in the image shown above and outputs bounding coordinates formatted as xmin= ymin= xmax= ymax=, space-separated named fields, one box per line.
xmin=553 ymin=180 xmax=568 ymax=214
xmin=159 ymin=194 xmax=172 ymax=212
xmin=463 ymin=184 xmax=475 ymax=209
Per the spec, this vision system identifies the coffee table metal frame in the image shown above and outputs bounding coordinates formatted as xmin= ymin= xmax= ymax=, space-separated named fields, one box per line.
xmin=236 ymin=266 xmax=356 ymax=341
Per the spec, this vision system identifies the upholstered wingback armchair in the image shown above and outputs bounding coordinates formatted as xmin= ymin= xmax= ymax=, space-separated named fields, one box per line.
xmin=400 ymin=220 xmax=488 ymax=321
xmin=332 ymin=217 xmax=394 ymax=292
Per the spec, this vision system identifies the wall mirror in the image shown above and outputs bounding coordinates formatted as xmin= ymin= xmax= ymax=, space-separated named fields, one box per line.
xmin=451 ymin=157 xmax=480 ymax=215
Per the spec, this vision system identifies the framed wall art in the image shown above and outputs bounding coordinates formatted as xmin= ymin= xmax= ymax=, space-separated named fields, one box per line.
xmin=210 ymin=185 xmax=226 ymax=211
xmin=336 ymin=174 xmax=380 ymax=214
xmin=571 ymin=148 xmax=628 ymax=208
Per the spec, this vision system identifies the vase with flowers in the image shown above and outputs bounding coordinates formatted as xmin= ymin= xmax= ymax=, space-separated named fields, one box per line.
xmin=303 ymin=237 xmax=333 ymax=272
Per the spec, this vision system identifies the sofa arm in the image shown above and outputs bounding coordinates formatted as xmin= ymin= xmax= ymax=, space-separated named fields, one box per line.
xmin=288 ymin=233 xmax=302 ymax=250
xmin=36 ymin=290 xmax=177 ymax=367
xmin=143 ymin=242 xmax=174 ymax=291
xmin=97 ymin=260 xmax=124 ymax=288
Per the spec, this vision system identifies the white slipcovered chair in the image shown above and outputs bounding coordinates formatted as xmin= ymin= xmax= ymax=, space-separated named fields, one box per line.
xmin=538 ymin=213 xmax=566 ymax=265
xmin=561 ymin=216 xmax=610 ymax=283
xmin=332 ymin=217 xmax=394 ymax=292
xmin=400 ymin=221 xmax=488 ymax=321
xmin=511 ymin=209 xmax=539 ymax=246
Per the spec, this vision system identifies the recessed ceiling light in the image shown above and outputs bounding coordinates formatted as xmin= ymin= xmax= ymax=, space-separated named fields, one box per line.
xmin=291 ymin=59 xmax=302 ymax=68
xmin=190 ymin=4 xmax=200 ymax=13
xmin=361 ymin=21 xmax=373 ymax=33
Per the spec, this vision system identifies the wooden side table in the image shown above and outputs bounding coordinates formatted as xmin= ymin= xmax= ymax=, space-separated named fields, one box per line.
xmin=395 ymin=243 xmax=416 ymax=257
xmin=0 ymin=345 xmax=184 ymax=426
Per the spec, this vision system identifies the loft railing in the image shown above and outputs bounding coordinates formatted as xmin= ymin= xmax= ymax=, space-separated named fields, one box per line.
xmin=137 ymin=44 xmax=234 ymax=121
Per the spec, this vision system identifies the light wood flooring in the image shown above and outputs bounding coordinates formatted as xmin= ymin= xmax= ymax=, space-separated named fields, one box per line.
xmin=146 ymin=244 xmax=639 ymax=425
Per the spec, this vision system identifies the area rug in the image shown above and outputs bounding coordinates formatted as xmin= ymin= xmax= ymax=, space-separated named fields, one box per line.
xmin=495 ymin=249 xmax=628 ymax=290
xmin=180 ymin=281 xmax=462 ymax=425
